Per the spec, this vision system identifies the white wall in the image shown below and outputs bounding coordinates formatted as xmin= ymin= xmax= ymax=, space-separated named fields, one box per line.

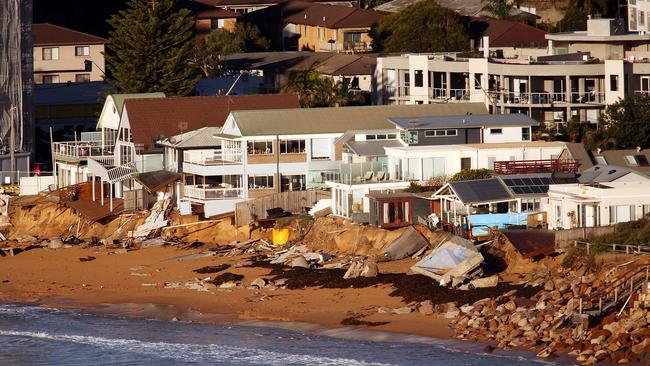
xmin=20 ymin=176 xmax=56 ymax=195
xmin=483 ymin=126 xmax=528 ymax=143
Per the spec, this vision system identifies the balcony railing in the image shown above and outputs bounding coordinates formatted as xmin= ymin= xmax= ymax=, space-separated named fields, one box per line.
xmin=343 ymin=41 xmax=370 ymax=52
xmin=183 ymin=149 xmax=242 ymax=166
xmin=635 ymin=90 xmax=650 ymax=95
xmin=184 ymin=185 xmax=244 ymax=201
xmin=430 ymin=88 xmax=470 ymax=101
xmin=489 ymin=91 xmax=605 ymax=105
xmin=53 ymin=141 xmax=112 ymax=160
xmin=494 ymin=159 xmax=580 ymax=175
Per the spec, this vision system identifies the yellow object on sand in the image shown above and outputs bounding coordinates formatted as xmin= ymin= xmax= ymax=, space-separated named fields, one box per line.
xmin=272 ymin=227 xmax=289 ymax=246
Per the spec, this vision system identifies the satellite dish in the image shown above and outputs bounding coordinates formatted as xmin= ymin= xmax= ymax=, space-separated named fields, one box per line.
xmin=169 ymin=136 xmax=177 ymax=144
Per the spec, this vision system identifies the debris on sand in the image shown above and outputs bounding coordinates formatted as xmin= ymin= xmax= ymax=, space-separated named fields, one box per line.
xmin=193 ymin=264 xmax=231 ymax=274
xmin=210 ymin=272 xmax=244 ymax=286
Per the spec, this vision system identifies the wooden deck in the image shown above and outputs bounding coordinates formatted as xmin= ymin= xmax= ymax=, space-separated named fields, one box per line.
xmin=67 ymin=197 xmax=124 ymax=223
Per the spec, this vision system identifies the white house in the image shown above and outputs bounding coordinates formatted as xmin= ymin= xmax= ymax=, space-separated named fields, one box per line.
xmin=548 ymin=181 xmax=650 ymax=229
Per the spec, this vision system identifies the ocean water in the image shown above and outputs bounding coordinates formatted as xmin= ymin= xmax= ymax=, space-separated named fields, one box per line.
xmin=0 ymin=304 xmax=568 ymax=366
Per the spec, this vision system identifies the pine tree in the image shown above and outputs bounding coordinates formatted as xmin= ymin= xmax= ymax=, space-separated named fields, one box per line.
xmin=105 ymin=0 xmax=199 ymax=96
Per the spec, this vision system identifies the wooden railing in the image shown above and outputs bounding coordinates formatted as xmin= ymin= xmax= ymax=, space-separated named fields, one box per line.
xmin=494 ymin=159 xmax=579 ymax=175
xmin=579 ymin=265 xmax=649 ymax=316
xmin=573 ymin=240 xmax=650 ymax=256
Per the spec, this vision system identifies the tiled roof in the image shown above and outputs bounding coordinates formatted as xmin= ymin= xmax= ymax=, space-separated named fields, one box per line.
xmin=33 ymin=23 xmax=108 ymax=46
xmin=123 ymin=94 xmax=300 ymax=153
xmin=590 ymin=148 xmax=650 ymax=174
xmin=282 ymin=1 xmax=382 ymax=28
xmin=469 ymin=18 xmax=547 ymax=48
xmin=196 ymin=8 xmax=242 ymax=19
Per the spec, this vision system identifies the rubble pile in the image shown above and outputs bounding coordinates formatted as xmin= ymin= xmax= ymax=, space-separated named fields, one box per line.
xmin=429 ymin=261 xmax=650 ymax=365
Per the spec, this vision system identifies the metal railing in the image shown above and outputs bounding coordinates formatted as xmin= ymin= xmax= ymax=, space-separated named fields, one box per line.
xmin=183 ymin=150 xmax=242 ymax=166
xmin=429 ymin=88 xmax=470 ymax=101
xmin=328 ymin=162 xmax=392 ymax=186
xmin=488 ymin=91 xmax=605 ymax=105
xmin=52 ymin=141 xmax=112 ymax=159
xmin=578 ymin=264 xmax=649 ymax=316
xmin=184 ymin=185 xmax=244 ymax=200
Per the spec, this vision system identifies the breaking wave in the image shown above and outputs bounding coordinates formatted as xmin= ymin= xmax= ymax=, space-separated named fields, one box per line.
xmin=0 ymin=330 xmax=395 ymax=366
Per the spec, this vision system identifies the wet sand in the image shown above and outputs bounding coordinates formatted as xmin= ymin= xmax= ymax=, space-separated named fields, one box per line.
xmin=0 ymin=245 xmax=454 ymax=340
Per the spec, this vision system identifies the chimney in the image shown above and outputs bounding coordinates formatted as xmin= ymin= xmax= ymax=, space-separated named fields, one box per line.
xmin=482 ymin=36 xmax=489 ymax=58
xmin=637 ymin=146 xmax=642 ymax=153
xmin=596 ymin=147 xmax=602 ymax=154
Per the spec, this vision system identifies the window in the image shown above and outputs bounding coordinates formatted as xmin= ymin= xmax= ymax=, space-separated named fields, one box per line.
xmin=365 ymin=134 xmax=396 ymax=140
xmin=424 ymin=129 xmax=457 ymax=137
xmin=414 ymin=70 xmax=423 ymax=87
xmin=490 ymin=128 xmax=503 ymax=135
xmin=625 ymin=155 xmax=639 ymax=166
xmin=461 ymin=157 xmax=471 ymax=170
xmin=75 ymin=46 xmax=90 ymax=56
xmin=595 ymin=156 xmax=608 ymax=165
xmin=281 ymin=174 xmax=305 ymax=191
xmin=611 ymin=205 xmax=634 ymax=223
xmin=400 ymin=130 xmax=418 ymax=144
xmin=247 ymin=140 xmax=273 ymax=155
xmin=311 ymin=138 xmax=330 ymax=160
xmin=41 ymin=74 xmax=59 ymax=84
xmin=381 ymin=200 xmax=412 ymax=226
xmin=610 ymin=75 xmax=619 ymax=91
xmin=42 ymin=47 xmax=59 ymax=60
xmin=521 ymin=199 xmax=541 ymax=212
xmin=280 ymin=139 xmax=305 ymax=154
xmin=522 ymin=127 xmax=530 ymax=141
xmin=422 ymin=157 xmax=445 ymax=179
xmin=75 ymin=73 xmax=90 ymax=82
xmin=248 ymin=175 xmax=274 ymax=189
xmin=487 ymin=156 xmax=496 ymax=169
xmin=474 ymin=73 xmax=482 ymax=89
xmin=641 ymin=11 xmax=646 ymax=26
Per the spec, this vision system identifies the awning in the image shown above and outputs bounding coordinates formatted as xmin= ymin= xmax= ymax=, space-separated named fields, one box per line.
xmin=133 ymin=170 xmax=181 ymax=193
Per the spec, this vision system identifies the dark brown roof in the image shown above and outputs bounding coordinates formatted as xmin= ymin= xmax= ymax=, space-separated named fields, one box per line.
xmin=283 ymin=1 xmax=382 ymax=28
xmin=124 ymin=94 xmax=300 ymax=153
xmin=33 ymin=23 xmax=108 ymax=46
xmin=469 ymin=18 xmax=547 ymax=48
xmin=134 ymin=171 xmax=181 ymax=193
xmin=196 ymin=8 xmax=242 ymax=19
xmin=498 ymin=229 xmax=556 ymax=259
xmin=288 ymin=53 xmax=377 ymax=75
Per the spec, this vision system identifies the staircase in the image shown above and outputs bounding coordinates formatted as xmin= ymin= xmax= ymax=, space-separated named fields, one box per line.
xmin=579 ymin=265 xmax=650 ymax=317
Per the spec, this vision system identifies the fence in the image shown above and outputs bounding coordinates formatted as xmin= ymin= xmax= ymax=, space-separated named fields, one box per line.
xmin=235 ymin=190 xmax=330 ymax=226
xmin=573 ymin=241 xmax=650 ymax=256
xmin=555 ymin=226 xmax=618 ymax=249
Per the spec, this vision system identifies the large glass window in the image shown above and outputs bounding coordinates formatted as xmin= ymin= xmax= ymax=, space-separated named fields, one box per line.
xmin=522 ymin=127 xmax=530 ymax=141
xmin=248 ymin=175 xmax=274 ymax=189
xmin=247 ymin=140 xmax=273 ymax=155
xmin=422 ymin=157 xmax=445 ymax=179
xmin=311 ymin=138 xmax=330 ymax=159
xmin=280 ymin=139 xmax=305 ymax=154
xmin=424 ymin=129 xmax=457 ymax=137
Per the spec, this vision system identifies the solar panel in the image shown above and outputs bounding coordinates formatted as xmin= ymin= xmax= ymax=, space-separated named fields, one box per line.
xmin=500 ymin=174 xmax=554 ymax=196
xmin=540 ymin=177 xmax=552 ymax=184
xmin=512 ymin=187 xmax=524 ymax=194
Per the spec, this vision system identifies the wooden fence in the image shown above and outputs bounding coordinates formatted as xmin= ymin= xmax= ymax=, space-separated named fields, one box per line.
xmin=555 ymin=226 xmax=618 ymax=249
xmin=235 ymin=190 xmax=330 ymax=226
xmin=573 ymin=241 xmax=650 ymax=256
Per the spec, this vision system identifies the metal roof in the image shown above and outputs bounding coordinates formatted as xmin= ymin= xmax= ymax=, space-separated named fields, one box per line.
xmin=389 ymin=113 xmax=537 ymax=130
xmin=577 ymin=164 xmax=649 ymax=183
xmin=158 ymin=127 xmax=223 ymax=148
xmin=448 ymin=178 xmax=512 ymax=204
xmin=344 ymin=139 xmax=404 ymax=156
xmin=231 ymin=104 xmax=488 ymax=136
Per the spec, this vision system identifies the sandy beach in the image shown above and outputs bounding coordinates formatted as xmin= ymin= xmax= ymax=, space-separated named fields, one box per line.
xmin=0 ymin=245 xmax=455 ymax=340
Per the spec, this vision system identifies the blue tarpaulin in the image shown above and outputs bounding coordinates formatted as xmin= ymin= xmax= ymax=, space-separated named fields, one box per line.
xmin=468 ymin=212 xmax=535 ymax=236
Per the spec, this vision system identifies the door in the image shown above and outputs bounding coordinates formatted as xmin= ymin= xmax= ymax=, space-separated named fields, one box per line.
xmin=381 ymin=200 xmax=412 ymax=227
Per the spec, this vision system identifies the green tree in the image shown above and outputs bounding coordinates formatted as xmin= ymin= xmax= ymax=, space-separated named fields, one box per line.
xmin=234 ymin=22 xmax=270 ymax=52
xmin=370 ymin=0 xmax=469 ymax=53
xmin=556 ymin=0 xmax=609 ymax=32
xmin=482 ymin=0 xmax=512 ymax=19
xmin=599 ymin=94 xmax=650 ymax=149
xmin=283 ymin=69 xmax=351 ymax=107
xmin=449 ymin=169 xmax=493 ymax=182
xmin=105 ymin=0 xmax=199 ymax=96
xmin=190 ymin=29 xmax=243 ymax=78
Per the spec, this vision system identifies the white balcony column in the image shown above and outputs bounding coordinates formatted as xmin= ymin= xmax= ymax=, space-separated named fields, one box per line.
xmin=92 ymin=175 xmax=95 ymax=202
xmin=100 ymin=181 xmax=104 ymax=206
xmin=445 ymin=72 xmax=451 ymax=98
xmin=109 ymin=184 xmax=113 ymax=212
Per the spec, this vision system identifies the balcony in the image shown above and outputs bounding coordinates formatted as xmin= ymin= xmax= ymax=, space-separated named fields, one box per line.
xmin=429 ymin=88 xmax=469 ymax=101
xmin=53 ymin=141 xmax=113 ymax=162
xmin=183 ymin=185 xmax=244 ymax=201
xmin=343 ymin=41 xmax=370 ymax=52
xmin=489 ymin=91 xmax=605 ymax=106
xmin=183 ymin=149 xmax=242 ymax=166
xmin=493 ymin=159 xmax=580 ymax=175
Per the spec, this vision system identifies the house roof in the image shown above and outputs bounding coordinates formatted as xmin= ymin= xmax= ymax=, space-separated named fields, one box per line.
xmin=231 ymin=103 xmax=491 ymax=136
xmin=34 ymin=81 xmax=106 ymax=106
xmin=158 ymin=127 xmax=224 ymax=148
xmin=124 ymin=94 xmax=300 ymax=153
xmin=447 ymin=178 xmax=513 ymax=204
xmin=112 ymin=93 xmax=166 ymax=116
xmin=577 ymin=164 xmax=650 ymax=183
xmin=134 ymin=171 xmax=181 ymax=193
xmin=590 ymin=149 xmax=650 ymax=174
xmin=224 ymin=52 xmax=377 ymax=76
xmin=344 ymin=139 xmax=404 ymax=156
xmin=33 ymin=23 xmax=108 ymax=46
xmin=283 ymin=1 xmax=382 ymax=28
xmin=565 ymin=142 xmax=593 ymax=171
xmin=388 ymin=112 xmax=536 ymax=130
xmin=469 ymin=18 xmax=547 ymax=48
xmin=375 ymin=0 xmax=537 ymax=18
xmin=196 ymin=8 xmax=242 ymax=19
